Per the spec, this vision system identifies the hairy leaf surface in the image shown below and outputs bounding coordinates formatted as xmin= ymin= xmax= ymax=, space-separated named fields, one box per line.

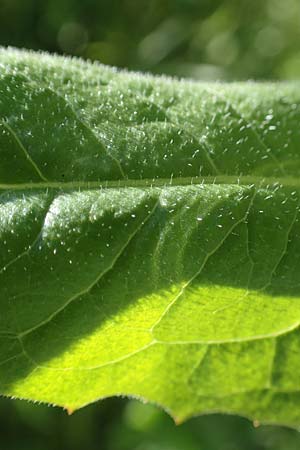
xmin=0 ymin=48 xmax=300 ymax=426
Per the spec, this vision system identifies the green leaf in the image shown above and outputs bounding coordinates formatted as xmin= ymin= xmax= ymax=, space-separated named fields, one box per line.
xmin=1 ymin=47 xmax=300 ymax=426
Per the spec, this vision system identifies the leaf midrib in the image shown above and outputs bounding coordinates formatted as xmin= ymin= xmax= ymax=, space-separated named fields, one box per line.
xmin=0 ymin=175 xmax=298 ymax=191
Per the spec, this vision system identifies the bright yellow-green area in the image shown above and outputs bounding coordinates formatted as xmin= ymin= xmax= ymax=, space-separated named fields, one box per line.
xmin=0 ymin=48 xmax=300 ymax=427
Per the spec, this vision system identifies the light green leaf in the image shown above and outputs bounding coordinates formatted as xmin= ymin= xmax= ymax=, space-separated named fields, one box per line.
xmin=1 ymin=47 xmax=300 ymax=426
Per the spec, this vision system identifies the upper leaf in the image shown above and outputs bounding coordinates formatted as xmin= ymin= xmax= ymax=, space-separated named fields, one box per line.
xmin=1 ymin=47 xmax=300 ymax=427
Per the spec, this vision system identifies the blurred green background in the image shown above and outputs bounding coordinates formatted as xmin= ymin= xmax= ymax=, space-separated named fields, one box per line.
xmin=2 ymin=396 xmax=300 ymax=450
xmin=1 ymin=0 xmax=300 ymax=80
xmin=1 ymin=0 xmax=300 ymax=448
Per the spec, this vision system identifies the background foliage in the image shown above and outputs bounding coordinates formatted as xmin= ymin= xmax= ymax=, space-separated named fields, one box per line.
xmin=0 ymin=0 xmax=300 ymax=448
xmin=1 ymin=0 xmax=300 ymax=80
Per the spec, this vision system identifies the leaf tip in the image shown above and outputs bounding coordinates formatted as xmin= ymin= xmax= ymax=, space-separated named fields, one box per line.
xmin=173 ymin=415 xmax=184 ymax=426
xmin=65 ymin=406 xmax=75 ymax=416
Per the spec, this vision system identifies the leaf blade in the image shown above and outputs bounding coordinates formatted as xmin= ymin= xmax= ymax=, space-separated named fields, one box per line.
xmin=0 ymin=47 xmax=300 ymax=427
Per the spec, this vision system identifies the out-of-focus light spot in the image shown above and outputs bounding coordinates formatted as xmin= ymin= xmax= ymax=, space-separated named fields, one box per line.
xmin=57 ymin=22 xmax=88 ymax=54
xmin=267 ymin=0 xmax=300 ymax=22
xmin=254 ymin=27 xmax=285 ymax=58
xmin=138 ymin=18 xmax=189 ymax=66
xmin=205 ymin=32 xmax=239 ymax=66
